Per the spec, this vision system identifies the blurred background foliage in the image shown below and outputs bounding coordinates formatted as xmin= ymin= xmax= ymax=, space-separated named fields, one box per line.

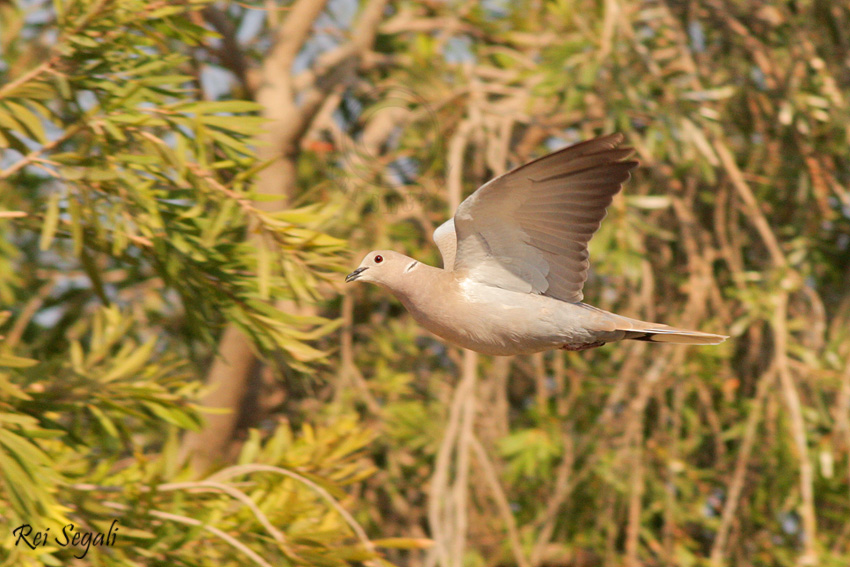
xmin=1 ymin=0 xmax=849 ymax=566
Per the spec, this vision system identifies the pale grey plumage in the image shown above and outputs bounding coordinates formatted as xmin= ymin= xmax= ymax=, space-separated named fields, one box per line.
xmin=347 ymin=134 xmax=727 ymax=355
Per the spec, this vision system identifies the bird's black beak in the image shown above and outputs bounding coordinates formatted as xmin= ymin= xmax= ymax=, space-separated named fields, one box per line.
xmin=345 ymin=267 xmax=367 ymax=283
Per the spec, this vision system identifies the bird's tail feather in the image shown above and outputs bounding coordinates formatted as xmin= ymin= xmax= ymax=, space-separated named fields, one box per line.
xmin=616 ymin=318 xmax=728 ymax=345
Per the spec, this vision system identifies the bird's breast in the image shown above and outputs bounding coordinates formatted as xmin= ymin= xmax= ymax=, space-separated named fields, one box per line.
xmin=398 ymin=279 xmax=572 ymax=355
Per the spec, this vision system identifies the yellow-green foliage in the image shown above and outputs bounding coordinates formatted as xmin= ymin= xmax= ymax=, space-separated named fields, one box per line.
xmin=1 ymin=1 xmax=371 ymax=566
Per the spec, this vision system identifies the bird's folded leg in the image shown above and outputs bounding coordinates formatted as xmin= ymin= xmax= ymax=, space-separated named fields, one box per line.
xmin=560 ymin=341 xmax=607 ymax=352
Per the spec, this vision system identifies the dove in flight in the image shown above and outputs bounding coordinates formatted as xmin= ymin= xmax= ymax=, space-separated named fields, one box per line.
xmin=346 ymin=134 xmax=727 ymax=355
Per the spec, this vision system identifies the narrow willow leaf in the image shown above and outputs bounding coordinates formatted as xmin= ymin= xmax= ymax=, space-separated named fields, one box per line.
xmin=178 ymin=101 xmax=263 ymax=114
xmin=102 ymin=119 xmax=127 ymax=142
xmin=0 ymin=373 xmax=31 ymax=400
xmin=80 ymin=248 xmax=109 ymax=304
xmin=210 ymin=159 xmax=237 ymax=169
xmin=205 ymin=127 xmax=251 ymax=154
xmin=5 ymin=100 xmax=47 ymax=144
xmin=123 ymin=58 xmax=173 ymax=78
xmin=141 ymin=401 xmax=197 ymax=429
xmin=86 ymin=168 xmax=119 ymax=181
xmin=67 ymin=194 xmax=83 ymax=256
xmin=70 ymin=340 xmax=84 ymax=372
xmin=50 ymin=152 xmax=85 ymax=165
xmin=2 ymin=81 xmax=54 ymax=101
xmin=0 ymin=427 xmax=54 ymax=470
xmin=202 ymin=198 xmax=235 ymax=247
xmin=175 ymin=130 xmax=188 ymax=177
xmin=68 ymin=34 xmax=99 ymax=48
xmin=108 ymin=113 xmax=167 ymax=127
xmin=0 ymin=105 xmax=25 ymax=132
xmin=100 ymin=338 xmax=155 ymax=382
xmin=267 ymin=206 xmax=322 ymax=224
xmin=38 ymin=192 xmax=60 ymax=250
xmin=285 ymin=263 xmax=312 ymax=301
xmin=138 ymin=74 xmax=194 ymax=86
xmin=87 ymin=404 xmax=119 ymax=438
xmin=277 ymin=335 xmax=327 ymax=363
xmin=0 ymin=355 xmax=38 ymax=368
xmin=112 ymin=222 xmax=128 ymax=256
xmin=0 ymin=449 xmax=36 ymax=511
xmin=116 ymin=153 xmax=158 ymax=165
xmin=55 ymin=74 xmax=71 ymax=99
xmin=201 ymin=115 xmax=266 ymax=134
xmin=0 ymin=413 xmax=39 ymax=426
xmin=194 ymin=113 xmax=207 ymax=166
xmin=257 ymin=238 xmax=271 ymax=300
xmin=27 ymin=100 xmax=55 ymax=125
xmin=372 ymin=538 xmax=434 ymax=550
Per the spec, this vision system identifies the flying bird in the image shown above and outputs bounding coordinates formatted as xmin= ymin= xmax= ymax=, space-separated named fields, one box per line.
xmin=346 ymin=134 xmax=727 ymax=355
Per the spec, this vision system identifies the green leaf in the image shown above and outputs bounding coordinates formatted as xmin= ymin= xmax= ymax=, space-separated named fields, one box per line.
xmin=199 ymin=115 xmax=266 ymax=134
xmin=257 ymin=238 xmax=271 ymax=300
xmin=87 ymin=404 xmax=119 ymax=438
xmin=177 ymin=100 xmax=263 ymax=114
xmin=4 ymin=100 xmax=47 ymax=144
xmin=67 ymin=195 xmax=83 ymax=256
xmin=39 ymin=192 xmax=61 ymax=251
xmin=138 ymin=74 xmax=194 ymax=87
xmin=372 ymin=537 xmax=434 ymax=550
xmin=100 ymin=338 xmax=155 ymax=382
xmin=0 ymin=106 xmax=24 ymax=131
xmin=141 ymin=401 xmax=198 ymax=429
xmin=0 ymin=355 xmax=38 ymax=368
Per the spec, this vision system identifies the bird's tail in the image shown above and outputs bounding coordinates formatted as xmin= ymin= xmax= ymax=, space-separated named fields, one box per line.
xmin=615 ymin=317 xmax=728 ymax=345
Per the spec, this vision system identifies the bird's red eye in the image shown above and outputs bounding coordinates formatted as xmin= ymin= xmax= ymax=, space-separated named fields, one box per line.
xmin=374 ymin=255 xmax=383 ymax=263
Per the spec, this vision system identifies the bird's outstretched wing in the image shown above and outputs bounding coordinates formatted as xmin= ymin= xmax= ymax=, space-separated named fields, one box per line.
xmin=432 ymin=218 xmax=457 ymax=271
xmin=451 ymin=133 xmax=637 ymax=302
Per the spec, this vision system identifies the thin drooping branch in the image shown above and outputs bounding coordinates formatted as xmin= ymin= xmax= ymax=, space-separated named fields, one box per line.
xmin=339 ymin=290 xmax=382 ymax=414
xmin=713 ymin=140 xmax=787 ymax=268
xmin=470 ymin=435 xmax=531 ymax=567
xmin=450 ymin=350 xmax=477 ymax=567
xmin=426 ymin=358 xmax=474 ymax=567
xmin=530 ymin=426 xmax=575 ymax=567
xmin=709 ymin=363 xmax=776 ymax=565
xmin=773 ymin=294 xmax=818 ymax=564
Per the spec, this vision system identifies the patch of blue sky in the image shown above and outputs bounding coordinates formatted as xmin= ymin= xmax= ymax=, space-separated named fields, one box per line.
xmin=443 ymin=35 xmax=474 ymax=64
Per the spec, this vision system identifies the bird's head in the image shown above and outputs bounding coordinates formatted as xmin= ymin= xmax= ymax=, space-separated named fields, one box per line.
xmin=345 ymin=250 xmax=418 ymax=290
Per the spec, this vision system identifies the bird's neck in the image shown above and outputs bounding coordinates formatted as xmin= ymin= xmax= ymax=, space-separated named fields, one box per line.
xmin=391 ymin=263 xmax=451 ymax=311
